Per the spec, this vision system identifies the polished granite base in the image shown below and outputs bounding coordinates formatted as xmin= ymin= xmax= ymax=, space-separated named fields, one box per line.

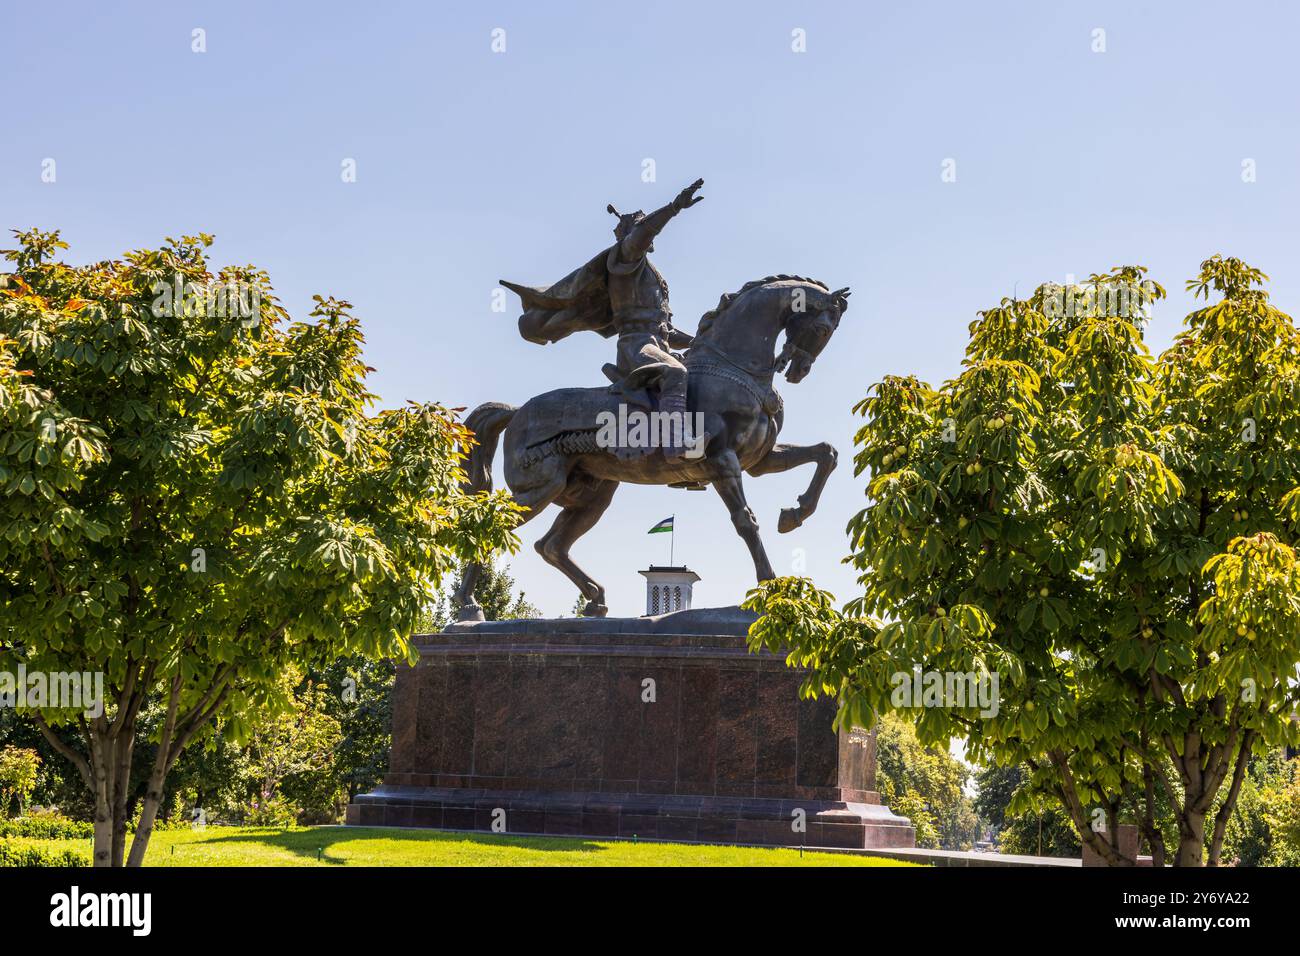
xmin=347 ymin=607 xmax=915 ymax=849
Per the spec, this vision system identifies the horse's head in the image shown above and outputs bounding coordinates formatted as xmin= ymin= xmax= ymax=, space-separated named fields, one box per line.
xmin=775 ymin=285 xmax=850 ymax=383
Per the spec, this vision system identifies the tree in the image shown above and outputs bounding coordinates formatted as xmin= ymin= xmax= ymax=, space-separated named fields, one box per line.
xmin=0 ymin=708 xmax=89 ymax=817
xmin=308 ymin=656 xmax=396 ymax=809
xmin=874 ymin=713 xmax=977 ymax=849
xmin=244 ymin=671 xmax=341 ymax=823
xmin=1261 ymin=762 xmax=1300 ymax=866
xmin=745 ymin=258 xmax=1300 ymax=866
xmin=449 ymin=559 xmax=541 ymax=621
xmin=414 ymin=560 xmax=539 ymax=632
xmin=0 ymin=229 xmax=519 ymax=865
xmin=322 ymin=560 xmax=536 ymax=813
xmin=973 ymin=764 xmax=1081 ymax=857
xmin=157 ymin=724 xmax=248 ymax=826
xmin=0 ymin=746 xmax=41 ymax=817
xmin=1222 ymin=750 xmax=1300 ymax=866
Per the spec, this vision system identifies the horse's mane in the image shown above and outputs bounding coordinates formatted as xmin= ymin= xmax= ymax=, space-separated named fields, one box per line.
xmin=695 ymin=275 xmax=828 ymax=338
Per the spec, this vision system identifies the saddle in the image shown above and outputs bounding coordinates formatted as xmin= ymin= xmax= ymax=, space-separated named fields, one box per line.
xmin=600 ymin=361 xmax=707 ymax=489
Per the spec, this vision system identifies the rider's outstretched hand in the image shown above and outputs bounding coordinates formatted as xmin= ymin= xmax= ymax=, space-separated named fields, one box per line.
xmin=674 ymin=179 xmax=705 ymax=210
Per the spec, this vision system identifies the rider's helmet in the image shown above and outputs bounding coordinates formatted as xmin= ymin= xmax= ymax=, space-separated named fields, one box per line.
xmin=607 ymin=204 xmax=646 ymax=241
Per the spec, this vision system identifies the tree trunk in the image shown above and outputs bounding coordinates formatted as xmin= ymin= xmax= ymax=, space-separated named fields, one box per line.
xmin=47 ymin=668 xmax=227 ymax=867
xmin=1175 ymin=809 xmax=1206 ymax=866
xmin=111 ymin=732 xmax=133 ymax=867
xmin=128 ymin=740 xmax=172 ymax=867
xmin=127 ymin=674 xmax=184 ymax=867
xmin=1207 ymin=818 xmax=1228 ymax=866
xmin=128 ymin=790 xmax=164 ymax=867
xmin=87 ymin=711 xmax=149 ymax=867
xmin=1143 ymin=823 xmax=1167 ymax=869
xmin=1140 ymin=764 xmax=1167 ymax=868
xmin=1048 ymin=750 xmax=1135 ymax=865
xmin=89 ymin=733 xmax=113 ymax=867
xmin=111 ymin=777 xmax=128 ymax=867
xmin=92 ymin=798 xmax=114 ymax=866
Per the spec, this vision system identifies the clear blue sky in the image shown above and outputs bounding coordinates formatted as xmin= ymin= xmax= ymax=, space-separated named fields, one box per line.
xmin=4 ymin=1 xmax=1297 ymax=616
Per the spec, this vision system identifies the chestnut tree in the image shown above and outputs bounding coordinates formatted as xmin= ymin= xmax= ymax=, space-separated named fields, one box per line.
xmin=0 ymin=229 xmax=518 ymax=865
xmin=745 ymin=258 xmax=1300 ymax=866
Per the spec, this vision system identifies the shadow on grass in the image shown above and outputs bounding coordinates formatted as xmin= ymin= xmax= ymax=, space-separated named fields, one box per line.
xmin=199 ymin=826 xmax=612 ymax=865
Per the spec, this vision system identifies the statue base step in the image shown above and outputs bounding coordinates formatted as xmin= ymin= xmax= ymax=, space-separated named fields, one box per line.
xmin=347 ymin=786 xmax=915 ymax=848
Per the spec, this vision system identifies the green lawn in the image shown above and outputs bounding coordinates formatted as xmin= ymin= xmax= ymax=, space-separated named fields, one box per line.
xmin=20 ymin=827 xmax=919 ymax=867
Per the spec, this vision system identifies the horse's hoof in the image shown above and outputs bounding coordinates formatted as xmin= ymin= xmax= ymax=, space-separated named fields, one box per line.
xmin=457 ymin=603 xmax=485 ymax=623
xmin=778 ymin=508 xmax=802 ymax=533
xmin=581 ymin=602 xmax=609 ymax=618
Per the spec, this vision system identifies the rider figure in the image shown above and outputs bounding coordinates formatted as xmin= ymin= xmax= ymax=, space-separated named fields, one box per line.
xmin=502 ymin=179 xmax=706 ymax=461
xmin=604 ymin=178 xmax=703 ymax=459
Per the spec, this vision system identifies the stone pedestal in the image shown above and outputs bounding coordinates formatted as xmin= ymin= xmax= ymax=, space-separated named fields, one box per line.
xmin=347 ymin=607 xmax=914 ymax=849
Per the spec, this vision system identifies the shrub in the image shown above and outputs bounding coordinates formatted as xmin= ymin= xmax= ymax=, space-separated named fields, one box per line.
xmin=1261 ymin=768 xmax=1300 ymax=866
xmin=0 ymin=811 xmax=93 ymax=840
xmin=890 ymin=793 xmax=939 ymax=848
xmin=0 ymin=747 xmax=41 ymax=817
xmin=0 ymin=839 xmax=89 ymax=867
xmin=245 ymin=795 xmax=300 ymax=829
xmin=150 ymin=815 xmax=199 ymax=832
xmin=1223 ymin=778 xmax=1274 ymax=866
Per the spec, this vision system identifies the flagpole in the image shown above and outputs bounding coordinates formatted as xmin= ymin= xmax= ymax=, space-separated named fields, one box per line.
xmin=670 ymin=517 xmax=675 ymax=566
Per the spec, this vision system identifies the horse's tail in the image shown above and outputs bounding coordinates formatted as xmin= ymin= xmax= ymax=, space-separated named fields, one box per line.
xmin=453 ymin=402 xmax=517 ymax=622
xmin=461 ymin=401 xmax=517 ymax=495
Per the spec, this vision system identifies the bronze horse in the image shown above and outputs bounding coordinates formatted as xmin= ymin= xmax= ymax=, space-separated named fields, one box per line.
xmin=453 ymin=276 xmax=849 ymax=620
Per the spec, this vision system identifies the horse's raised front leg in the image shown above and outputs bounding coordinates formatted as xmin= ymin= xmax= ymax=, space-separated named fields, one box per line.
xmin=534 ymin=477 xmax=618 ymax=617
xmin=708 ymin=449 xmax=776 ymax=582
xmin=746 ymin=441 xmax=838 ymax=533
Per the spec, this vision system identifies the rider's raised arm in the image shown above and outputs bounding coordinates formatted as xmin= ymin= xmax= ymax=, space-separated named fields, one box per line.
xmin=620 ymin=179 xmax=704 ymax=262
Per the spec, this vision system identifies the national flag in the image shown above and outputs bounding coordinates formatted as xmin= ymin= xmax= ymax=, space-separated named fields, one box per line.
xmin=647 ymin=516 xmax=674 ymax=534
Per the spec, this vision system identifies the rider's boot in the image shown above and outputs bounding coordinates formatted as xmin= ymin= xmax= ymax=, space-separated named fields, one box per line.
xmin=660 ymin=388 xmax=706 ymax=462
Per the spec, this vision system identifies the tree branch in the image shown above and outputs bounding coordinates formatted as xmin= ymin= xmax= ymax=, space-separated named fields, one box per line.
xmin=1208 ymin=729 xmax=1254 ymax=866
xmin=32 ymin=713 xmax=92 ymax=789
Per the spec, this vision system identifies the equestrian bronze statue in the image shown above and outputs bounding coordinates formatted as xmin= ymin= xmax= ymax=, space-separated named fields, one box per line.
xmin=454 ymin=179 xmax=849 ymax=620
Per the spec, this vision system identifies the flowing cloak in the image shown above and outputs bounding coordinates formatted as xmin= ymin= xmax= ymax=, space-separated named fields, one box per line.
xmin=501 ymin=245 xmax=630 ymax=345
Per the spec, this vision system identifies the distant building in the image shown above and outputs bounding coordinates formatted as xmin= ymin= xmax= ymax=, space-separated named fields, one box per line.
xmin=639 ymin=566 xmax=700 ymax=616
